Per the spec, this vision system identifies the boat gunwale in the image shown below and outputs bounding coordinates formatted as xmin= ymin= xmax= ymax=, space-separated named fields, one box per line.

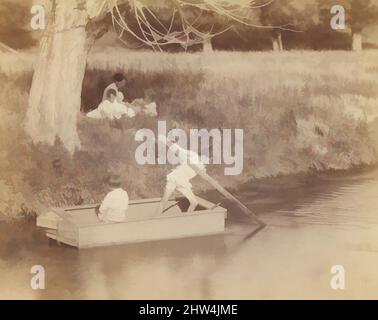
xmin=60 ymin=197 xmax=177 ymax=212
xmin=59 ymin=196 xmax=217 ymax=212
xmin=41 ymin=196 xmax=227 ymax=229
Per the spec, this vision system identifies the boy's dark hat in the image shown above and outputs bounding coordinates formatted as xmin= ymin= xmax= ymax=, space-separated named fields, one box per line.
xmin=108 ymin=174 xmax=122 ymax=187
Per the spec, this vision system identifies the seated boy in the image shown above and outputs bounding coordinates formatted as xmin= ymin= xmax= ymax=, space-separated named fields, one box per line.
xmin=97 ymin=174 xmax=129 ymax=223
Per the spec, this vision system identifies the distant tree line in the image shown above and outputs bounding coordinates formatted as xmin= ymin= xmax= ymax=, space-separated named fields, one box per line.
xmin=1 ymin=0 xmax=377 ymax=51
xmin=209 ymin=0 xmax=378 ymax=52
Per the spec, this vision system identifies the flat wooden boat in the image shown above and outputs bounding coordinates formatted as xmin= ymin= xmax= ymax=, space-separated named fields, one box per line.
xmin=36 ymin=197 xmax=227 ymax=249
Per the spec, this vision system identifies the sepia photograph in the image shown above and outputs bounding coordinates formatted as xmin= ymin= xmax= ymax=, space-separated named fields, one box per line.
xmin=1 ymin=0 xmax=378 ymax=304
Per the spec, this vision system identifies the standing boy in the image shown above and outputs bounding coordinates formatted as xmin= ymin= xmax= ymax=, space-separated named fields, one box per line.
xmin=156 ymin=136 xmax=207 ymax=215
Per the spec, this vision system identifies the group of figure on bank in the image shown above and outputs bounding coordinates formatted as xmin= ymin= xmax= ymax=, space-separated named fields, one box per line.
xmin=86 ymin=73 xmax=157 ymax=120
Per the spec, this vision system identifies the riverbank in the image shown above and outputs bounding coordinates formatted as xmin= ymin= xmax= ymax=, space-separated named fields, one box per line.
xmin=1 ymin=50 xmax=378 ymax=220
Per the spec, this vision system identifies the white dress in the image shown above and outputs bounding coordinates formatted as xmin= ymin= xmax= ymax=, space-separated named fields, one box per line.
xmin=87 ymin=100 xmax=135 ymax=120
xmin=102 ymin=83 xmax=125 ymax=103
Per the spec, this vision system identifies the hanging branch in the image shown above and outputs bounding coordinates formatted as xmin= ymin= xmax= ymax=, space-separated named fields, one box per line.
xmin=107 ymin=0 xmax=301 ymax=50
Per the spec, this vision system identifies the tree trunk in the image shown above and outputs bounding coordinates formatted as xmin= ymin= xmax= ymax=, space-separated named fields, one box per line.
xmin=271 ymin=32 xmax=283 ymax=52
xmin=25 ymin=1 xmax=89 ymax=154
xmin=272 ymin=37 xmax=280 ymax=51
xmin=277 ymin=31 xmax=283 ymax=51
xmin=352 ymin=33 xmax=362 ymax=52
xmin=202 ymin=38 xmax=213 ymax=53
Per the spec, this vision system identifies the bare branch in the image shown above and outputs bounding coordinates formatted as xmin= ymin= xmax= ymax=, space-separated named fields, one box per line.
xmin=108 ymin=0 xmax=302 ymax=51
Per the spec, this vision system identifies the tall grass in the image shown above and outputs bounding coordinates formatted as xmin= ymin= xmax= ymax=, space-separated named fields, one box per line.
xmin=1 ymin=48 xmax=378 ymax=220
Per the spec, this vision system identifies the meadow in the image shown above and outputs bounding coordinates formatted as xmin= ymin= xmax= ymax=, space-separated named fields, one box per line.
xmin=1 ymin=48 xmax=378 ymax=220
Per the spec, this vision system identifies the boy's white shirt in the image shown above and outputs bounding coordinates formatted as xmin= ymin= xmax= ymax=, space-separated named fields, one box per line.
xmin=167 ymin=144 xmax=205 ymax=188
xmin=99 ymin=188 xmax=129 ymax=222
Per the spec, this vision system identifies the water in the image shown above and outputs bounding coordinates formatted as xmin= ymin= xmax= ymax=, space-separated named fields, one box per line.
xmin=1 ymin=169 xmax=378 ymax=299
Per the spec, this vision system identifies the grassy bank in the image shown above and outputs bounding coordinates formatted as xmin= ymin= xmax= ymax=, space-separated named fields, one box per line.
xmin=1 ymin=49 xmax=378 ymax=220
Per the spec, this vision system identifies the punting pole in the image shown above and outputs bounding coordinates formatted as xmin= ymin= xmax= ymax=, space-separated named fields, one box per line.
xmin=195 ymin=169 xmax=266 ymax=228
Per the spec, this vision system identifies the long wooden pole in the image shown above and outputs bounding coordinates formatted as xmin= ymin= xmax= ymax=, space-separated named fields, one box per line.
xmin=195 ymin=169 xmax=266 ymax=227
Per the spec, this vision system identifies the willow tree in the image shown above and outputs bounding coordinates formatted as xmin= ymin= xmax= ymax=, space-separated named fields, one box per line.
xmin=26 ymin=0 xmax=108 ymax=154
xmin=26 ymin=0 xmax=274 ymax=153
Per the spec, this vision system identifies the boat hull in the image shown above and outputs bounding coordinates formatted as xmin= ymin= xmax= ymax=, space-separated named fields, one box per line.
xmin=37 ymin=197 xmax=227 ymax=248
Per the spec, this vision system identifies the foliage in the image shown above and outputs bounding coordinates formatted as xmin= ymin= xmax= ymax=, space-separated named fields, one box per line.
xmin=318 ymin=0 xmax=378 ymax=33
xmin=0 ymin=0 xmax=36 ymax=49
